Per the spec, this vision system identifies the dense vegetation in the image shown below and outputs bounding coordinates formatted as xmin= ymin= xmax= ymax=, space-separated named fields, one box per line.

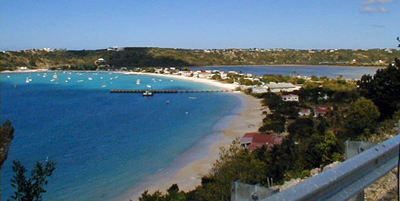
xmin=138 ymin=59 xmax=400 ymax=201
xmin=1 ymin=48 xmax=399 ymax=71
xmin=10 ymin=160 xmax=56 ymax=201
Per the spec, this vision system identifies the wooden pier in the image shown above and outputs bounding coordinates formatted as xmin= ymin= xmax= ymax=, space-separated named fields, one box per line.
xmin=110 ymin=89 xmax=233 ymax=93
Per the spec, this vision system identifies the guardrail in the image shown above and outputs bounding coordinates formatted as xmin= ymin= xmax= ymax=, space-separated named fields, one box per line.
xmin=262 ymin=123 xmax=400 ymax=201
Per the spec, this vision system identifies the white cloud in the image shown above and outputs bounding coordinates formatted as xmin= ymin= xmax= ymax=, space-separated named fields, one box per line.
xmin=362 ymin=0 xmax=394 ymax=5
xmin=361 ymin=6 xmax=389 ymax=13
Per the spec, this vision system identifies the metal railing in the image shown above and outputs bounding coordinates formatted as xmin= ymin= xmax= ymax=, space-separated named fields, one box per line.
xmin=262 ymin=124 xmax=400 ymax=201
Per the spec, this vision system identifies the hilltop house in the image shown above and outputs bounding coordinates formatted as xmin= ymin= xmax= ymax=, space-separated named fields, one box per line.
xmin=240 ymin=132 xmax=283 ymax=151
xmin=282 ymin=94 xmax=299 ymax=102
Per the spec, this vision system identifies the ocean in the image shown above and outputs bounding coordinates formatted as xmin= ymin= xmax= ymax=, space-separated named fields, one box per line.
xmin=0 ymin=65 xmax=379 ymax=200
xmin=191 ymin=65 xmax=381 ymax=79
xmin=0 ymin=72 xmax=242 ymax=200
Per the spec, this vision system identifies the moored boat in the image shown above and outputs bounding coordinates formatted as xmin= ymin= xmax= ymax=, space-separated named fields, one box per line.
xmin=142 ymin=91 xmax=153 ymax=96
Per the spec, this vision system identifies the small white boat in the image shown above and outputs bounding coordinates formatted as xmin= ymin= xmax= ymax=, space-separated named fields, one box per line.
xmin=114 ymin=76 xmax=119 ymax=79
xmin=65 ymin=80 xmax=69 ymax=83
xmin=102 ymin=84 xmax=107 ymax=88
xmin=77 ymin=80 xmax=84 ymax=82
xmin=88 ymin=77 xmax=93 ymax=81
xmin=100 ymin=77 xmax=103 ymax=80
xmin=170 ymin=80 xmax=174 ymax=82
xmin=142 ymin=91 xmax=153 ymax=96
xmin=25 ymin=77 xmax=30 ymax=83
xmin=50 ymin=79 xmax=56 ymax=82
xmin=110 ymin=78 xmax=113 ymax=80
xmin=67 ymin=77 xmax=71 ymax=80
xmin=146 ymin=85 xmax=152 ymax=88
xmin=136 ymin=79 xmax=141 ymax=85
xmin=166 ymin=100 xmax=170 ymax=104
xmin=189 ymin=97 xmax=197 ymax=100
xmin=53 ymin=74 xmax=58 ymax=79
xmin=7 ymin=75 xmax=10 ymax=78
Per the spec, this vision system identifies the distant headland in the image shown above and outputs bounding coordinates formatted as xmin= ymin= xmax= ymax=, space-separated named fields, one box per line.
xmin=1 ymin=47 xmax=399 ymax=71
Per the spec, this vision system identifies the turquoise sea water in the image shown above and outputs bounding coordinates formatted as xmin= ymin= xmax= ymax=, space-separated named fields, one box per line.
xmin=191 ymin=65 xmax=381 ymax=79
xmin=0 ymin=72 xmax=242 ymax=200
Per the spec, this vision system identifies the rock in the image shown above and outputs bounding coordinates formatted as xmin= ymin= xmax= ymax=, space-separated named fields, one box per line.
xmin=0 ymin=120 xmax=15 ymax=169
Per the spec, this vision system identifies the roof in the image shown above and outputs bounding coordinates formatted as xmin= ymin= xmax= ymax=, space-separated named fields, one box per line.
xmin=295 ymin=106 xmax=310 ymax=112
xmin=282 ymin=94 xmax=299 ymax=98
xmin=241 ymin=132 xmax=283 ymax=151
xmin=266 ymin=82 xmax=296 ymax=89
xmin=314 ymin=105 xmax=331 ymax=110
xmin=315 ymin=109 xmax=330 ymax=114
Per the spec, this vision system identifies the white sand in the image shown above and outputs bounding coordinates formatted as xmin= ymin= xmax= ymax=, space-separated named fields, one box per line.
xmin=3 ymin=69 xmax=264 ymax=201
xmin=136 ymin=72 xmax=238 ymax=91
xmin=116 ymin=93 xmax=264 ymax=200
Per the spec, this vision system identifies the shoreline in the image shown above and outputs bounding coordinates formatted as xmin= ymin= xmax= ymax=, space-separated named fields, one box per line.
xmin=0 ymin=70 xmax=237 ymax=90
xmin=113 ymin=72 xmax=264 ymax=200
xmin=136 ymin=72 xmax=238 ymax=90
xmin=1 ymin=70 xmax=264 ymax=201
xmin=192 ymin=64 xmax=384 ymax=68
xmin=0 ymin=64 xmax=384 ymax=75
xmin=115 ymin=93 xmax=264 ymax=200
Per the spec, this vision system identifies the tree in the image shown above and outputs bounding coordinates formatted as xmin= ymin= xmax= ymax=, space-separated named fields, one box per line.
xmin=287 ymin=118 xmax=315 ymax=141
xmin=342 ymin=97 xmax=380 ymax=139
xmin=193 ymin=140 xmax=267 ymax=200
xmin=10 ymin=160 xmax=56 ymax=201
xmin=261 ymin=93 xmax=281 ymax=110
xmin=259 ymin=114 xmax=286 ymax=133
xmin=358 ymin=59 xmax=400 ymax=119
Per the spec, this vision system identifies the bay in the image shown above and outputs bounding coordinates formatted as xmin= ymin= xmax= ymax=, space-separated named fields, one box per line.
xmin=191 ymin=65 xmax=382 ymax=79
xmin=0 ymin=72 xmax=241 ymax=200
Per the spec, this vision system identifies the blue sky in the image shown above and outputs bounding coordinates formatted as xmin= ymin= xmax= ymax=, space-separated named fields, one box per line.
xmin=1 ymin=0 xmax=399 ymax=50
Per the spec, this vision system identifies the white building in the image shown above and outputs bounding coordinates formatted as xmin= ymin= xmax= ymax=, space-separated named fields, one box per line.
xmin=252 ymin=86 xmax=269 ymax=94
xmin=282 ymin=94 xmax=299 ymax=102
xmin=265 ymin=82 xmax=301 ymax=92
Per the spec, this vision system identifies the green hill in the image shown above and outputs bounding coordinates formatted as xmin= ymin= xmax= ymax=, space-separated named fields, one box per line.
xmin=1 ymin=47 xmax=399 ymax=70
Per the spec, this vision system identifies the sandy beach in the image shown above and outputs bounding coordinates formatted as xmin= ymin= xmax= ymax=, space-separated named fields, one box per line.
xmin=135 ymin=72 xmax=238 ymax=90
xmin=115 ymin=91 xmax=264 ymax=200
xmin=118 ymin=73 xmax=264 ymax=199
xmin=3 ymin=69 xmax=264 ymax=200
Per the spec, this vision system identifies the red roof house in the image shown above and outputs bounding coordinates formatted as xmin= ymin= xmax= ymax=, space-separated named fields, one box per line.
xmin=240 ymin=132 xmax=283 ymax=151
xmin=313 ymin=105 xmax=332 ymax=117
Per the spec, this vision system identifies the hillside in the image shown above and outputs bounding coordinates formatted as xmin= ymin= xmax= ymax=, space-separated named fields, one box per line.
xmin=1 ymin=47 xmax=399 ymax=70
